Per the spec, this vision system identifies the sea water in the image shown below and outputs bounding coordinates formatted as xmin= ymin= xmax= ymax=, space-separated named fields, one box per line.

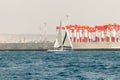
xmin=0 ymin=51 xmax=119 ymax=80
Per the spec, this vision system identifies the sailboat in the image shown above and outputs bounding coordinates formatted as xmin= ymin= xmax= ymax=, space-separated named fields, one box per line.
xmin=52 ymin=21 xmax=72 ymax=51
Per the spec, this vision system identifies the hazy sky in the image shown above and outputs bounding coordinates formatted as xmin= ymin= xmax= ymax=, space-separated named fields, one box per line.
xmin=0 ymin=0 xmax=120 ymax=34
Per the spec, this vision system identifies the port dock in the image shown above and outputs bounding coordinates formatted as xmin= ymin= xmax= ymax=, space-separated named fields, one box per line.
xmin=0 ymin=42 xmax=54 ymax=51
xmin=54 ymin=22 xmax=120 ymax=50
xmin=72 ymin=42 xmax=120 ymax=50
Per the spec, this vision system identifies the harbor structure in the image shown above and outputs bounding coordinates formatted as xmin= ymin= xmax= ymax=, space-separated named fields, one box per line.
xmin=54 ymin=23 xmax=120 ymax=50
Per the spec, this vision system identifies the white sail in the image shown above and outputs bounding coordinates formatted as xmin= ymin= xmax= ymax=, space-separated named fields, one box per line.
xmin=63 ymin=22 xmax=73 ymax=49
xmin=54 ymin=38 xmax=60 ymax=48
xmin=54 ymin=21 xmax=62 ymax=48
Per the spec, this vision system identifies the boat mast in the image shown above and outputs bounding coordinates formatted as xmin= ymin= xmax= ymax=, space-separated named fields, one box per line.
xmin=59 ymin=20 xmax=63 ymax=49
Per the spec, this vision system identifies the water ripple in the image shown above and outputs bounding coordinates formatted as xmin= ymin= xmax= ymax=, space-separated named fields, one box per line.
xmin=0 ymin=51 xmax=119 ymax=80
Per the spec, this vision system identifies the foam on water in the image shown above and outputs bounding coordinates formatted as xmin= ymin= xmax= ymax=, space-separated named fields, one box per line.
xmin=0 ymin=51 xmax=119 ymax=80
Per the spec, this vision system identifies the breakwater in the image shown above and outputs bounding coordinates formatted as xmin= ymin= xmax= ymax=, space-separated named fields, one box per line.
xmin=0 ymin=42 xmax=54 ymax=51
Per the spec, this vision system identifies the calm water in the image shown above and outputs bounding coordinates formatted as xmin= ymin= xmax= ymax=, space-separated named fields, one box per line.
xmin=0 ymin=51 xmax=120 ymax=80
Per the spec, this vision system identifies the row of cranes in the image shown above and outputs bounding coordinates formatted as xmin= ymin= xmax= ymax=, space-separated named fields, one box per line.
xmin=56 ymin=24 xmax=120 ymax=43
